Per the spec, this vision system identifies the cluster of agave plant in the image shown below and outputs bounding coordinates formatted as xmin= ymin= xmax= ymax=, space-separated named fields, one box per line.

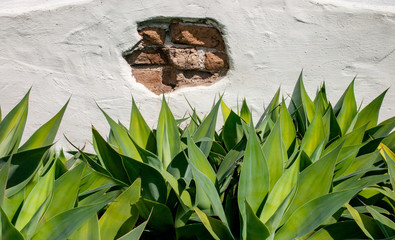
xmin=0 ymin=72 xmax=395 ymax=240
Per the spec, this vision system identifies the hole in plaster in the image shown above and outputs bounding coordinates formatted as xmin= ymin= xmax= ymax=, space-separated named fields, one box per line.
xmin=123 ymin=18 xmax=229 ymax=95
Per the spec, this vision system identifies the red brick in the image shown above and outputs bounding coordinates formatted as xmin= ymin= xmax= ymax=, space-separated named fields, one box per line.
xmin=126 ymin=49 xmax=167 ymax=66
xmin=164 ymin=48 xmax=201 ymax=70
xmin=170 ymin=23 xmax=225 ymax=50
xmin=204 ymin=51 xmax=229 ymax=71
xmin=132 ymin=66 xmax=174 ymax=94
xmin=139 ymin=28 xmax=166 ymax=45
xmin=176 ymin=71 xmax=219 ymax=86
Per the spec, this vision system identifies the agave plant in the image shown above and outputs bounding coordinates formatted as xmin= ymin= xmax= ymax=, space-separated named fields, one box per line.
xmin=69 ymin=72 xmax=395 ymax=239
xmin=0 ymin=92 xmax=150 ymax=240
xmin=1 ymin=72 xmax=394 ymax=240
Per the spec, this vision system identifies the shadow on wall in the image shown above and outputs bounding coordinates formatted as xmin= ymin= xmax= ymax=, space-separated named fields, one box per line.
xmin=123 ymin=17 xmax=229 ymax=94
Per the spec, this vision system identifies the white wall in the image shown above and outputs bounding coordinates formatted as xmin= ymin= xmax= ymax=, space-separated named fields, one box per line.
xmin=0 ymin=0 xmax=394 ymax=150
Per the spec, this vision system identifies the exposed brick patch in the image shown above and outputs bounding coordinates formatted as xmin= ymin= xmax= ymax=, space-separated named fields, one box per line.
xmin=204 ymin=51 xmax=228 ymax=71
xmin=123 ymin=18 xmax=229 ymax=94
xmin=139 ymin=28 xmax=166 ymax=45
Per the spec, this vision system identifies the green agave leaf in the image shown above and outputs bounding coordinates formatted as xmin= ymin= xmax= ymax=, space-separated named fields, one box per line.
xmin=299 ymin=77 xmax=315 ymax=124
xmin=0 ymin=207 xmax=24 ymax=240
xmin=240 ymin=99 xmax=251 ymax=124
xmin=18 ymin=99 xmax=69 ymax=152
xmin=129 ymin=98 xmax=156 ymax=153
xmin=257 ymin=87 xmax=280 ymax=128
xmin=381 ymin=144 xmax=395 ymax=190
xmin=265 ymin=185 xmax=297 ymax=234
xmin=217 ymin=137 xmax=246 ymax=189
xmin=345 ymin=203 xmax=374 ymax=239
xmin=279 ymin=99 xmax=296 ymax=151
xmin=92 ymin=127 xmax=130 ymax=184
xmin=310 ymin=139 xmax=325 ymax=163
xmin=262 ymin=118 xmax=287 ymax=190
xmin=322 ymin=105 xmax=341 ymax=142
xmin=100 ymin=178 xmax=141 ymax=240
xmin=335 ymin=79 xmax=357 ymax=135
xmin=238 ymin=119 xmax=270 ymax=213
xmin=121 ymin=155 xmax=167 ymax=203
xmin=221 ymin=99 xmax=231 ymax=123
xmin=15 ymin=162 xmax=55 ymax=230
xmin=274 ymin=189 xmax=359 ymax=240
xmin=78 ymin=148 xmax=112 ymax=178
xmin=260 ymin=158 xmax=299 ymax=224
xmin=313 ymin=83 xmax=328 ymax=114
xmin=222 ymin=110 xmax=244 ymax=151
xmin=194 ymin=206 xmax=234 ymax=240
xmin=187 ymin=156 xmax=229 ymax=226
xmin=65 ymin=140 xmax=125 ymax=189
xmin=20 ymin=195 xmax=51 ymax=239
xmin=187 ymin=134 xmax=216 ymax=184
xmin=161 ymin=170 xmax=192 ymax=208
xmin=182 ymin=110 xmax=199 ymax=137
xmin=131 ymin=139 xmax=162 ymax=170
xmin=2 ymin=188 xmax=24 ymax=221
xmin=175 ymin=206 xmax=193 ymax=228
xmin=112 ymin=206 xmax=139 ymax=239
xmin=341 ymin=151 xmax=379 ymax=177
xmin=245 ymin=200 xmax=270 ymax=240
xmin=187 ymin=134 xmax=217 ymax=210
xmin=238 ymin=120 xmax=269 ymax=238
xmin=193 ymin=99 xmax=221 ymax=156
xmin=323 ymin=123 xmax=366 ymax=157
xmin=300 ymin=109 xmax=326 ymax=157
xmin=334 ymin=174 xmax=389 ymax=192
xmin=366 ymin=205 xmax=395 ymax=238
xmin=0 ymin=90 xmax=29 ymax=157
xmin=307 ymin=221 xmax=366 ymax=240
xmin=31 ymin=200 xmax=110 ymax=240
xmin=157 ymin=96 xmax=181 ymax=169
xmin=116 ymin=214 xmax=150 ymax=240
xmin=367 ymin=116 xmax=395 ymax=139
xmin=282 ymin=142 xmax=343 ymax=223
xmin=0 ymin=160 xmax=10 ymax=207
xmin=43 ymin=163 xmax=85 ymax=221
xmin=79 ymin=170 xmax=117 ymax=197
xmin=69 ymin=215 xmax=100 ymax=240
xmin=175 ymin=223 xmax=212 ymax=240
xmin=354 ymin=89 xmax=388 ymax=131
xmin=108 ymin=128 xmax=119 ymax=149
xmin=136 ymin=198 xmax=173 ymax=233
xmin=99 ymin=106 xmax=141 ymax=161
xmin=78 ymin=189 xmax=120 ymax=207
xmin=165 ymin=151 xmax=189 ymax=179
xmin=0 ymin=116 xmax=26 ymax=159
xmin=333 ymin=144 xmax=363 ymax=179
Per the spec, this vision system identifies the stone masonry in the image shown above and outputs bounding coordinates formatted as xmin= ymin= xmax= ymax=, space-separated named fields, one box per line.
xmin=123 ymin=18 xmax=229 ymax=94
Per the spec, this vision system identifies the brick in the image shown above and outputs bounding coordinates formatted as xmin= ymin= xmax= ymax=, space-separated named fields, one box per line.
xmin=170 ymin=23 xmax=225 ymax=50
xmin=132 ymin=66 xmax=174 ymax=94
xmin=126 ymin=49 xmax=167 ymax=66
xmin=204 ymin=51 xmax=229 ymax=71
xmin=139 ymin=28 xmax=166 ymax=45
xmin=176 ymin=71 xmax=219 ymax=86
xmin=164 ymin=48 xmax=201 ymax=70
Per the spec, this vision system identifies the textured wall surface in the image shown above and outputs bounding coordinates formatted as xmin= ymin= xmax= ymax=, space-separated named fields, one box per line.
xmin=0 ymin=0 xmax=394 ymax=150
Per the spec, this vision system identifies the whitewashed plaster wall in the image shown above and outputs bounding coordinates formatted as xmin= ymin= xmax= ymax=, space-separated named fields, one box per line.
xmin=0 ymin=0 xmax=394 ymax=150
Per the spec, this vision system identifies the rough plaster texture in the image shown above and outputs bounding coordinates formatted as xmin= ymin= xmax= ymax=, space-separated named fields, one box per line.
xmin=0 ymin=0 xmax=394 ymax=151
